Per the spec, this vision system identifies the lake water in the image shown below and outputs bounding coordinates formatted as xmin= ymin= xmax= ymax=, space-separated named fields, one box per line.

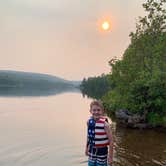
xmin=0 ymin=91 xmax=165 ymax=166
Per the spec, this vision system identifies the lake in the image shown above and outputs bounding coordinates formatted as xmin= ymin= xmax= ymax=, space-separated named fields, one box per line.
xmin=0 ymin=91 xmax=165 ymax=166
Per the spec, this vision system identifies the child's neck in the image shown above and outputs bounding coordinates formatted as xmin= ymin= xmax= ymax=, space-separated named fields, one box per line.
xmin=93 ymin=116 xmax=102 ymax=121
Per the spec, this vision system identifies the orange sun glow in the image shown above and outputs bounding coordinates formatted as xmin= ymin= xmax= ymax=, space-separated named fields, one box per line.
xmin=101 ymin=21 xmax=110 ymax=31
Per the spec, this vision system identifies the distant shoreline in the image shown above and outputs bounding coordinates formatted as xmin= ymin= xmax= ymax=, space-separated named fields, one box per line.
xmin=0 ymin=70 xmax=81 ymax=96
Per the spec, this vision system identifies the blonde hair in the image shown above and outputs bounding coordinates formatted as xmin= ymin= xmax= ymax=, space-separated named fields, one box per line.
xmin=90 ymin=100 xmax=104 ymax=110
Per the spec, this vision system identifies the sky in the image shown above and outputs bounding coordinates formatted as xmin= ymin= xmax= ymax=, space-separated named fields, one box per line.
xmin=0 ymin=0 xmax=146 ymax=80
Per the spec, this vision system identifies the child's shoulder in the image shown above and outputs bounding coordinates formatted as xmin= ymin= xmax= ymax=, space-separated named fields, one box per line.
xmin=100 ymin=116 xmax=112 ymax=123
xmin=87 ymin=116 xmax=94 ymax=125
xmin=103 ymin=117 xmax=112 ymax=126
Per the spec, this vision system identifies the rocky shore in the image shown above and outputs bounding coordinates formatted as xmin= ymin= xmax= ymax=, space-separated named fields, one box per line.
xmin=115 ymin=109 xmax=166 ymax=131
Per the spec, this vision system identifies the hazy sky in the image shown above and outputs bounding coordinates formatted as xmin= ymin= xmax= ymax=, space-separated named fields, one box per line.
xmin=0 ymin=0 xmax=145 ymax=80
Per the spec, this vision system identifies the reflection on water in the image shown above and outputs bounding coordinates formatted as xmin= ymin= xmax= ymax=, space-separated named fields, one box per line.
xmin=113 ymin=124 xmax=166 ymax=166
xmin=0 ymin=87 xmax=80 ymax=97
xmin=0 ymin=92 xmax=165 ymax=166
xmin=0 ymin=93 xmax=91 ymax=166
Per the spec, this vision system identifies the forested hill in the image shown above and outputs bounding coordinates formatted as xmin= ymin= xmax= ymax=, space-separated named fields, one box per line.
xmin=0 ymin=70 xmax=80 ymax=90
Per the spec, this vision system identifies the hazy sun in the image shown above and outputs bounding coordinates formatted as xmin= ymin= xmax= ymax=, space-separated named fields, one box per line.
xmin=101 ymin=21 xmax=110 ymax=31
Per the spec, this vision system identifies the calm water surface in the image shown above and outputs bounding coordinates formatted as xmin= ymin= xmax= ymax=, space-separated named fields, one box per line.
xmin=0 ymin=92 xmax=165 ymax=166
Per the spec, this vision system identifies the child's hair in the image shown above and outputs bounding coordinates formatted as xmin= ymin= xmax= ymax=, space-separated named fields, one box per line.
xmin=90 ymin=100 xmax=104 ymax=110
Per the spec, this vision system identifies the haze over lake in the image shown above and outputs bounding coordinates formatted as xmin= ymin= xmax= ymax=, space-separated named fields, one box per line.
xmin=0 ymin=0 xmax=145 ymax=80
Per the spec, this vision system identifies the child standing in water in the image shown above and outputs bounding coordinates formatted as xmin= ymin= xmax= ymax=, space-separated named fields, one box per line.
xmin=85 ymin=100 xmax=113 ymax=166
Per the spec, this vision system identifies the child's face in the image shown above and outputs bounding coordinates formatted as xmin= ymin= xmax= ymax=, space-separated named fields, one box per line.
xmin=90 ymin=105 xmax=104 ymax=120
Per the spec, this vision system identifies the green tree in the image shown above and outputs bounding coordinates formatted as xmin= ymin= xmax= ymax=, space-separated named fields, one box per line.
xmin=80 ymin=74 xmax=111 ymax=99
xmin=103 ymin=0 xmax=166 ymax=125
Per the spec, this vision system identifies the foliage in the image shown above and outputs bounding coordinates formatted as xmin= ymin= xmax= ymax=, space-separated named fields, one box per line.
xmin=147 ymin=112 xmax=166 ymax=126
xmin=102 ymin=0 xmax=166 ymax=125
xmin=80 ymin=74 xmax=111 ymax=99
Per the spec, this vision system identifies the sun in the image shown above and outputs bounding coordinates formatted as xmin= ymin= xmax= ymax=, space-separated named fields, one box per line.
xmin=101 ymin=21 xmax=110 ymax=31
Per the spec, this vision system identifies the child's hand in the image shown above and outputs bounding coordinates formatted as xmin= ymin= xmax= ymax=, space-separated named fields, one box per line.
xmin=108 ymin=155 xmax=113 ymax=166
xmin=85 ymin=147 xmax=89 ymax=156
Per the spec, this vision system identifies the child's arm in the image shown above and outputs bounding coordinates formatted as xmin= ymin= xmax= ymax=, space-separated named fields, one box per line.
xmin=85 ymin=120 xmax=89 ymax=156
xmin=104 ymin=121 xmax=113 ymax=165
xmin=85 ymin=140 xmax=89 ymax=156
